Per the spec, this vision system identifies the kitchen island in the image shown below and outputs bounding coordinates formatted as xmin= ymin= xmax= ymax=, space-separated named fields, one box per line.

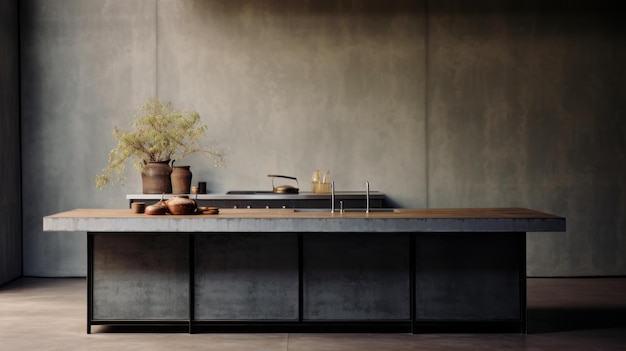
xmin=43 ymin=208 xmax=565 ymax=334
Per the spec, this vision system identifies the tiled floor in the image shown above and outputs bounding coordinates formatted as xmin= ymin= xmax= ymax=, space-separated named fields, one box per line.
xmin=1 ymin=277 xmax=625 ymax=350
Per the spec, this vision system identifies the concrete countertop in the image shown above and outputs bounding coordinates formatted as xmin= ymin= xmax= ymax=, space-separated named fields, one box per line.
xmin=44 ymin=208 xmax=566 ymax=233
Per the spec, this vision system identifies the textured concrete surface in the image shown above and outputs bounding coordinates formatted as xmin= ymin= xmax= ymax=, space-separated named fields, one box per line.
xmin=93 ymin=234 xmax=189 ymax=320
xmin=195 ymin=234 xmax=299 ymax=320
xmin=42 ymin=208 xmax=566 ymax=233
xmin=303 ymin=233 xmax=410 ymax=320
xmin=415 ymin=233 xmax=520 ymax=319
xmin=20 ymin=0 xmax=157 ymax=276
xmin=16 ymin=0 xmax=626 ymax=277
xmin=426 ymin=0 xmax=626 ymax=277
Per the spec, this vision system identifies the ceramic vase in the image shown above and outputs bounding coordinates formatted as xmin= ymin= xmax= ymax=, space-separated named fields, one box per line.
xmin=141 ymin=160 xmax=172 ymax=194
xmin=171 ymin=165 xmax=192 ymax=194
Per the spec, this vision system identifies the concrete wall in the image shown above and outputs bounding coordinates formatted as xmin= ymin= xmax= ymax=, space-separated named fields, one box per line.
xmin=0 ymin=0 xmax=21 ymax=285
xmin=20 ymin=0 xmax=156 ymax=276
xmin=427 ymin=0 xmax=626 ymax=276
xmin=19 ymin=0 xmax=625 ymax=277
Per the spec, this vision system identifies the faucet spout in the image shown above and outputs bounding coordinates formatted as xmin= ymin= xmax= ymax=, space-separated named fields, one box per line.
xmin=331 ymin=181 xmax=335 ymax=213
xmin=366 ymin=181 xmax=370 ymax=213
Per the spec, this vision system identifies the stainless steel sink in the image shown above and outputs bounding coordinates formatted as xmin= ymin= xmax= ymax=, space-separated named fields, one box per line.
xmin=294 ymin=208 xmax=399 ymax=213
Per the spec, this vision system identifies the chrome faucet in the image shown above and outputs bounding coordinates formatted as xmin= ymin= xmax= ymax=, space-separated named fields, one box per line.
xmin=331 ymin=181 xmax=335 ymax=213
xmin=366 ymin=181 xmax=370 ymax=213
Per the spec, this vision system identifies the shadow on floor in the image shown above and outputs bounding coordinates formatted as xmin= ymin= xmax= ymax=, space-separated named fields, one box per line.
xmin=528 ymin=307 xmax=626 ymax=334
xmin=98 ymin=309 xmax=626 ymax=335
xmin=96 ymin=325 xmax=191 ymax=334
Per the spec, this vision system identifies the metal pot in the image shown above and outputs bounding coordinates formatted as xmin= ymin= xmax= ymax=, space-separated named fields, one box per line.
xmin=268 ymin=174 xmax=299 ymax=194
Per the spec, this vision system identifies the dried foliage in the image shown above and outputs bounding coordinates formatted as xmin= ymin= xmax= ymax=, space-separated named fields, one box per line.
xmin=95 ymin=98 xmax=224 ymax=189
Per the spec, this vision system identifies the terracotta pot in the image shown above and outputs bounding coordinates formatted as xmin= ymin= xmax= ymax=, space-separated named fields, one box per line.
xmin=141 ymin=160 xmax=172 ymax=194
xmin=171 ymin=165 xmax=192 ymax=194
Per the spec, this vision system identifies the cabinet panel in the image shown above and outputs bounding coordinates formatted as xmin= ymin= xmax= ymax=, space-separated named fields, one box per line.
xmin=415 ymin=233 xmax=522 ymax=320
xmin=87 ymin=231 xmax=526 ymax=332
xmin=92 ymin=234 xmax=189 ymax=320
xmin=194 ymin=234 xmax=299 ymax=320
xmin=303 ymin=233 xmax=410 ymax=320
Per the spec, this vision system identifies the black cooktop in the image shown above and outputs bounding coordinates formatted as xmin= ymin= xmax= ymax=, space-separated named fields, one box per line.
xmin=226 ymin=190 xmax=276 ymax=195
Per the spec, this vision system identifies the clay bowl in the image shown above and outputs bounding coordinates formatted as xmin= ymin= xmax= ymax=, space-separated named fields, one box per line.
xmin=166 ymin=197 xmax=197 ymax=215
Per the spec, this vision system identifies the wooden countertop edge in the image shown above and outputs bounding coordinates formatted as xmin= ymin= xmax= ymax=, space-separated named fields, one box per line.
xmin=45 ymin=207 xmax=564 ymax=219
xmin=43 ymin=208 xmax=566 ymax=233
